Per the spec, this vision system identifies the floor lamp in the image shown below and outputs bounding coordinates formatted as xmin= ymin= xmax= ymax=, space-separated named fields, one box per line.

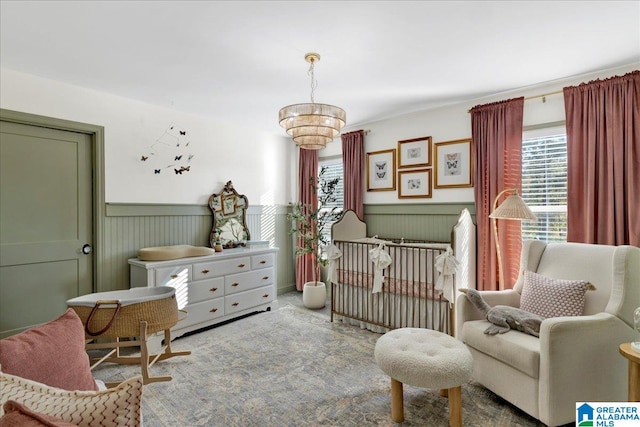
xmin=489 ymin=188 xmax=536 ymax=289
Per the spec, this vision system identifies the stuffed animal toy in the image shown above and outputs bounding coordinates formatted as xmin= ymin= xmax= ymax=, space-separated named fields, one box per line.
xmin=459 ymin=288 xmax=545 ymax=337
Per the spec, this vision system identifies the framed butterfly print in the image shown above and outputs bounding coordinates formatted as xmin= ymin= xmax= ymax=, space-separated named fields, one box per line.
xmin=434 ymin=138 xmax=474 ymax=188
xmin=398 ymin=168 xmax=432 ymax=198
xmin=398 ymin=136 xmax=432 ymax=169
xmin=366 ymin=149 xmax=396 ymax=191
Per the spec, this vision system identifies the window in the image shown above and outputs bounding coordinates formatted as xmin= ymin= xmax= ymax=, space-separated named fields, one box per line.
xmin=521 ymin=124 xmax=567 ymax=243
xmin=318 ymin=157 xmax=344 ymax=243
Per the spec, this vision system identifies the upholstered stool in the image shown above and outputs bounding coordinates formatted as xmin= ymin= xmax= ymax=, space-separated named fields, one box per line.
xmin=374 ymin=328 xmax=473 ymax=426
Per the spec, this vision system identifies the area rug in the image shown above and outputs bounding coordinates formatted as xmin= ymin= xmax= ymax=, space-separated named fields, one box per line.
xmin=91 ymin=295 xmax=544 ymax=426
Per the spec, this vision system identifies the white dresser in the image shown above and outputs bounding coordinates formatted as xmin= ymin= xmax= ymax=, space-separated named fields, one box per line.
xmin=129 ymin=246 xmax=278 ymax=348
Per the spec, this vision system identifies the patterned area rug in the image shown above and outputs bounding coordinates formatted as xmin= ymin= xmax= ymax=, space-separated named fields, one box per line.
xmin=92 ymin=293 xmax=545 ymax=427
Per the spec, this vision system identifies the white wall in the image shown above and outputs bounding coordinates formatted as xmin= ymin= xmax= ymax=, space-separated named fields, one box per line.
xmin=321 ymin=62 xmax=639 ymax=205
xmin=0 ymin=68 xmax=293 ymax=206
xmin=3 ymin=63 xmax=637 ymax=208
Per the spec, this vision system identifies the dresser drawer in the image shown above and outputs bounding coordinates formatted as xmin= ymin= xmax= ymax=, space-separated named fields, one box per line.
xmin=192 ymin=256 xmax=251 ymax=280
xmin=225 ymin=286 xmax=273 ymax=315
xmin=188 ymin=277 xmax=224 ymax=304
xmin=155 ymin=264 xmax=192 ymax=287
xmin=224 ymin=268 xmax=274 ymax=295
xmin=251 ymin=253 xmax=274 ymax=269
xmin=180 ymin=297 xmax=225 ymax=329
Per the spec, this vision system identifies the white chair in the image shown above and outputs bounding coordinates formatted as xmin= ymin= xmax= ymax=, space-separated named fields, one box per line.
xmin=456 ymin=240 xmax=640 ymax=427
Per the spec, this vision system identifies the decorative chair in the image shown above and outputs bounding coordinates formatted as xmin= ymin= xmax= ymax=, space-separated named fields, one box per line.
xmin=456 ymin=240 xmax=640 ymax=427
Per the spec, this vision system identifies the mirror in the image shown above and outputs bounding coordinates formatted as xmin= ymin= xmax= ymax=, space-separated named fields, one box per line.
xmin=208 ymin=181 xmax=250 ymax=248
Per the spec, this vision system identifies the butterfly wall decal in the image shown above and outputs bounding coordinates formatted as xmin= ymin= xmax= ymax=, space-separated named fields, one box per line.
xmin=145 ymin=123 xmax=194 ymax=175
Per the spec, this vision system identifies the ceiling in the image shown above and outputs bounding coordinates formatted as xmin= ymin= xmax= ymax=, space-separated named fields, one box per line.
xmin=1 ymin=1 xmax=639 ymax=137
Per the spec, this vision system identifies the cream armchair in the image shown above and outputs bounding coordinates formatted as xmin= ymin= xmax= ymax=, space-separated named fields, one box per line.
xmin=456 ymin=240 xmax=640 ymax=427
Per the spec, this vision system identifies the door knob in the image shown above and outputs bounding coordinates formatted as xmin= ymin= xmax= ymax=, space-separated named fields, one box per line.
xmin=82 ymin=244 xmax=92 ymax=255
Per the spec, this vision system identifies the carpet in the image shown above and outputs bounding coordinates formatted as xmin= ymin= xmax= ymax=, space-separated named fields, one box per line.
xmin=91 ymin=293 xmax=545 ymax=426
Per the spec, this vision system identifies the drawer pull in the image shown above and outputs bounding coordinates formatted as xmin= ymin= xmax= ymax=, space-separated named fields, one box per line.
xmin=209 ymin=308 xmax=218 ymax=313
xmin=232 ymin=302 xmax=239 ymax=307
xmin=260 ymin=260 xmax=266 ymax=264
xmin=231 ymin=283 xmax=239 ymax=287
xmin=170 ymin=274 xmax=178 ymax=279
xmin=201 ymin=269 xmax=210 ymax=274
xmin=209 ymin=287 xmax=218 ymax=292
xmin=262 ymin=276 xmax=269 ymax=280
xmin=262 ymin=294 xmax=269 ymax=298
xmin=237 ymin=263 xmax=246 ymax=268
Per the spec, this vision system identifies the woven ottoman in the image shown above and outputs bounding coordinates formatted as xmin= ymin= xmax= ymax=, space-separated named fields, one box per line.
xmin=374 ymin=328 xmax=473 ymax=426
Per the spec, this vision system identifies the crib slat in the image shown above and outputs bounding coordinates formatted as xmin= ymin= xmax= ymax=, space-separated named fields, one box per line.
xmin=330 ymin=239 xmax=453 ymax=335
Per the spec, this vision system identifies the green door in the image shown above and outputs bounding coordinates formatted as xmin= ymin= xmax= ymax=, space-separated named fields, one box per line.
xmin=0 ymin=121 xmax=93 ymax=338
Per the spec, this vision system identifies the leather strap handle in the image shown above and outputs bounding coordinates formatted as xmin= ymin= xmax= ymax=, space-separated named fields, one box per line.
xmin=85 ymin=300 xmax=121 ymax=337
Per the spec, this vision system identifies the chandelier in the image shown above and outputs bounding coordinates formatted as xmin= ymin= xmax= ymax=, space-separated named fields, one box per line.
xmin=278 ymin=53 xmax=346 ymax=150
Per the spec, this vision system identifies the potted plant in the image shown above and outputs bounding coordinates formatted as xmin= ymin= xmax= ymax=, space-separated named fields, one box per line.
xmin=288 ymin=166 xmax=341 ymax=309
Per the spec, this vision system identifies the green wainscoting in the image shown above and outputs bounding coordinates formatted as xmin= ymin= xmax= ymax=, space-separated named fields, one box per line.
xmin=101 ymin=204 xmax=295 ymax=295
xmin=98 ymin=202 xmax=475 ymax=296
xmin=364 ymin=203 xmax=476 ymax=242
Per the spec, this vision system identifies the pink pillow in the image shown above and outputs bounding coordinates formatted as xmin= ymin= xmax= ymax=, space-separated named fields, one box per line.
xmin=0 ymin=309 xmax=97 ymax=391
xmin=520 ymin=270 xmax=595 ymax=318
xmin=0 ymin=401 xmax=79 ymax=427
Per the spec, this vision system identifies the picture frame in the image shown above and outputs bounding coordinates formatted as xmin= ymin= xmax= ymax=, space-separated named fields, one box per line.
xmin=398 ymin=136 xmax=432 ymax=169
xmin=434 ymin=138 xmax=474 ymax=188
xmin=222 ymin=195 xmax=237 ymax=215
xmin=398 ymin=168 xmax=432 ymax=199
xmin=366 ymin=149 xmax=396 ymax=191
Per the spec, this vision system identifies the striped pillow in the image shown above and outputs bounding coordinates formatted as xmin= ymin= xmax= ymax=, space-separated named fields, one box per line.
xmin=0 ymin=371 xmax=142 ymax=427
xmin=520 ymin=270 xmax=595 ymax=318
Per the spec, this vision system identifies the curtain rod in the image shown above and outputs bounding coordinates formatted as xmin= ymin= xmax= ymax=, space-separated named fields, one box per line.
xmin=467 ymin=89 xmax=564 ymax=113
xmin=343 ymin=129 xmax=371 ymax=135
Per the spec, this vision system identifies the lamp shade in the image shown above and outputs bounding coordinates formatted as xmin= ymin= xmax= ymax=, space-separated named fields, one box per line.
xmin=489 ymin=194 xmax=537 ymax=221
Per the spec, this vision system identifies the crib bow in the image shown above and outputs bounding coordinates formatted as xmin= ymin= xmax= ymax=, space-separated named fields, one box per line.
xmin=325 ymin=244 xmax=342 ymax=284
xmin=369 ymin=242 xmax=392 ymax=294
xmin=434 ymin=246 xmax=460 ymax=303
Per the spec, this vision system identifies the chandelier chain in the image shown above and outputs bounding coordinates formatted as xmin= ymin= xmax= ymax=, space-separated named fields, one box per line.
xmin=308 ymin=59 xmax=317 ymax=104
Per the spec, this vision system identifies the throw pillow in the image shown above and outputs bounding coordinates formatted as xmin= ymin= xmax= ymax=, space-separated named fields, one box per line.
xmin=0 ymin=401 xmax=79 ymax=427
xmin=520 ymin=270 xmax=595 ymax=318
xmin=0 ymin=371 xmax=142 ymax=427
xmin=0 ymin=309 xmax=97 ymax=391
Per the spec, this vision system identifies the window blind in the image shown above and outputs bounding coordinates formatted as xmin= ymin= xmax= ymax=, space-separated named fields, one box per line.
xmin=521 ymin=130 xmax=567 ymax=243
xmin=318 ymin=159 xmax=344 ymax=242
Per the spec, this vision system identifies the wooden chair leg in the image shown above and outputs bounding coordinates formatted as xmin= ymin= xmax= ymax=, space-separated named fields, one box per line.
xmin=391 ymin=378 xmax=404 ymax=423
xmin=447 ymin=386 xmax=462 ymax=427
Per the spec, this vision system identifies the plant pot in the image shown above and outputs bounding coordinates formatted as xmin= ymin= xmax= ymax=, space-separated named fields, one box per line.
xmin=302 ymin=281 xmax=327 ymax=309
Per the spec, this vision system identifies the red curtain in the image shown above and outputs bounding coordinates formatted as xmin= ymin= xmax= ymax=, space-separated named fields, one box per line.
xmin=471 ymin=97 xmax=525 ymax=291
xmin=341 ymin=130 xmax=365 ymax=220
xmin=295 ymin=149 xmax=318 ymax=290
xmin=563 ymin=71 xmax=640 ymax=246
